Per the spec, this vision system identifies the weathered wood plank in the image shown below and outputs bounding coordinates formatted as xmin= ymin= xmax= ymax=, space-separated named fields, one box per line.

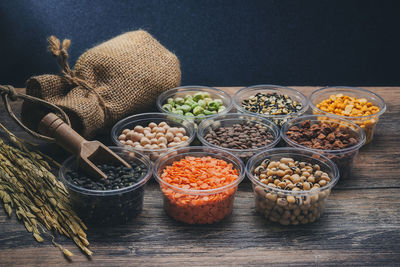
xmin=0 ymin=184 xmax=399 ymax=266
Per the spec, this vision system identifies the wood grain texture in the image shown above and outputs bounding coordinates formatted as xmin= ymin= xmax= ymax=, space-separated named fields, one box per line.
xmin=0 ymin=87 xmax=399 ymax=266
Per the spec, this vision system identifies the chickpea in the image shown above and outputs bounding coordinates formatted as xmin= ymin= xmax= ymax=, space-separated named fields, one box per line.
xmin=156 ymin=132 xmax=164 ymax=139
xmin=166 ymin=132 xmax=174 ymax=142
xmin=126 ymin=140 xmax=134 ymax=146
xmin=175 ymin=132 xmax=184 ymax=138
xmin=178 ymin=127 xmax=186 ymax=135
xmin=135 ymin=144 xmax=143 ymax=149
xmin=168 ymin=127 xmax=179 ymax=135
xmin=163 ymin=125 xmax=170 ymax=131
xmin=150 ymin=138 xmax=158 ymax=144
xmin=131 ymin=132 xmax=142 ymax=142
xmin=119 ymin=140 xmax=126 ymax=145
xmin=118 ymin=134 xmax=126 ymax=141
xmin=181 ymin=136 xmax=189 ymax=141
xmin=146 ymin=132 xmax=156 ymax=139
xmin=168 ymin=142 xmax=177 ymax=147
xmin=151 ymin=144 xmax=159 ymax=149
xmin=149 ymin=122 xmax=157 ymax=129
xmin=140 ymin=137 xmax=151 ymax=146
xmin=157 ymin=137 xmax=168 ymax=145
xmin=158 ymin=143 xmax=167 ymax=149
xmin=173 ymin=137 xmax=181 ymax=143
xmin=143 ymin=144 xmax=152 ymax=149
xmin=122 ymin=129 xmax=130 ymax=135
xmin=156 ymin=127 xmax=166 ymax=134
xmin=132 ymin=142 xmax=140 ymax=146
xmin=143 ymin=129 xmax=151 ymax=136
xmin=134 ymin=125 xmax=144 ymax=133
xmin=158 ymin=121 xmax=168 ymax=127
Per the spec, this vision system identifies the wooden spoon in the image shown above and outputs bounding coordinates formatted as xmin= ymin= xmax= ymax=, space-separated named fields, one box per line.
xmin=38 ymin=113 xmax=131 ymax=180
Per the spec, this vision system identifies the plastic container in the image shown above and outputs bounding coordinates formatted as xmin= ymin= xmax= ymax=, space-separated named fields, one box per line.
xmin=246 ymin=147 xmax=339 ymax=225
xmin=156 ymin=85 xmax=233 ymax=125
xmin=233 ymin=85 xmax=309 ymax=126
xmin=59 ymin=147 xmax=152 ymax=225
xmin=310 ymin=86 xmax=386 ymax=144
xmin=154 ymin=146 xmax=245 ymax=224
xmin=111 ymin=113 xmax=195 ymax=161
xmin=197 ymin=113 xmax=281 ymax=163
xmin=281 ymin=115 xmax=366 ymax=179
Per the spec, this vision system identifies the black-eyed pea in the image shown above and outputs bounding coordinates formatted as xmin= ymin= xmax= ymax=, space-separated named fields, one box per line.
xmin=319 ymin=180 xmax=327 ymax=187
xmin=311 ymin=194 xmax=319 ymax=203
xmin=288 ymin=203 xmax=296 ymax=210
xmin=286 ymin=195 xmax=296 ymax=204
xmin=302 ymin=171 xmax=311 ymax=177
xmin=279 ymin=163 xmax=289 ymax=170
xmin=293 ymin=208 xmax=301 ymax=216
xmin=291 ymin=219 xmax=299 ymax=225
xmin=278 ymin=182 xmax=286 ymax=189
xmin=303 ymin=196 xmax=311 ymax=205
xmin=268 ymin=183 xmax=276 ymax=187
xmin=314 ymin=170 xmax=323 ymax=178
xmin=260 ymin=178 xmax=268 ymax=184
xmin=267 ymin=177 xmax=274 ymax=183
xmin=290 ymin=214 xmax=296 ymax=221
xmin=277 ymin=197 xmax=288 ymax=208
xmin=307 ymin=213 xmax=314 ymax=220
xmin=282 ymin=210 xmax=291 ymax=219
xmin=266 ymin=192 xmax=277 ymax=202
xmin=267 ymin=169 xmax=276 ymax=176
xmin=297 ymin=215 xmax=304 ymax=221
xmin=269 ymin=215 xmax=278 ymax=222
xmin=273 ymin=179 xmax=280 ymax=186
xmin=280 ymin=157 xmax=294 ymax=164
xmin=259 ymin=173 xmax=267 ymax=179
xmin=309 ymin=216 xmax=316 ymax=223
xmin=276 ymin=170 xmax=285 ymax=176
xmin=303 ymin=182 xmax=311 ymax=190
xmin=307 ymin=176 xmax=315 ymax=183
xmin=313 ymin=164 xmax=320 ymax=171
xmin=292 ymin=187 xmax=301 ymax=192
xmin=254 ymin=186 xmax=264 ymax=197
xmin=284 ymin=169 xmax=293 ymax=176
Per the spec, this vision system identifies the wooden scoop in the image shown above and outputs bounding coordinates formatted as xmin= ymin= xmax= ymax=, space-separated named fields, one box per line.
xmin=38 ymin=113 xmax=131 ymax=180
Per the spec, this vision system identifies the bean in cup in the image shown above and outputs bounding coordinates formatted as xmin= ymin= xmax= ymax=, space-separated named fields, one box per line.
xmin=252 ymin=157 xmax=333 ymax=225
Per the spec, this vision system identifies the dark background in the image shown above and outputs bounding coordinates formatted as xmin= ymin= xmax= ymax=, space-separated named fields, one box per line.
xmin=1 ymin=0 xmax=399 ymax=88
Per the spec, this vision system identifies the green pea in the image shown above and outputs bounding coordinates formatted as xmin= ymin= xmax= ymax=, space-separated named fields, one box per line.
xmin=184 ymin=95 xmax=193 ymax=101
xmin=185 ymin=112 xmax=194 ymax=116
xmin=193 ymin=92 xmax=205 ymax=101
xmin=204 ymin=98 xmax=213 ymax=105
xmin=185 ymin=98 xmax=196 ymax=106
xmin=203 ymin=110 xmax=215 ymax=115
xmin=162 ymin=103 xmax=173 ymax=111
xmin=167 ymin=98 xmax=175 ymax=105
xmin=174 ymin=97 xmax=185 ymax=105
xmin=178 ymin=104 xmax=192 ymax=113
xmin=193 ymin=106 xmax=204 ymax=115
xmin=208 ymin=101 xmax=221 ymax=111
xmin=197 ymin=99 xmax=207 ymax=108
xmin=191 ymin=103 xmax=199 ymax=110
xmin=173 ymin=109 xmax=184 ymax=115
xmin=218 ymin=106 xmax=226 ymax=113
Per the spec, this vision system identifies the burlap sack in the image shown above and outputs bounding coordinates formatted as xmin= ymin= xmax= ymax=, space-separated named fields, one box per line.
xmin=21 ymin=30 xmax=181 ymax=138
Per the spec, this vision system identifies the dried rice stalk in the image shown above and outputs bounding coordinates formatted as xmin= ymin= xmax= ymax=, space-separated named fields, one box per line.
xmin=0 ymin=122 xmax=92 ymax=257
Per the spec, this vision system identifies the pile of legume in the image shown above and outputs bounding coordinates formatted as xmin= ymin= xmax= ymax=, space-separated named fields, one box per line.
xmin=162 ymin=92 xmax=226 ymax=117
xmin=65 ymin=161 xmax=148 ymax=225
xmin=315 ymin=93 xmax=380 ymax=143
xmin=252 ymin=157 xmax=333 ymax=225
xmin=160 ymin=156 xmax=239 ymax=224
xmin=118 ymin=121 xmax=189 ymax=149
xmin=241 ymin=93 xmax=302 ymax=125
xmin=204 ymin=123 xmax=274 ymax=150
xmin=284 ymin=119 xmax=361 ymax=178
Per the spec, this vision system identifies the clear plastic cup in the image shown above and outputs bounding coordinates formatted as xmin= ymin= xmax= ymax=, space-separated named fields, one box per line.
xmin=154 ymin=146 xmax=245 ymax=224
xmin=156 ymin=85 xmax=233 ymax=125
xmin=309 ymin=86 xmax=386 ymax=144
xmin=111 ymin=113 xmax=195 ymax=161
xmin=59 ymin=147 xmax=152 ymax=225
xmin=233 ymin=85 xmax=309 ymax=126
xmin=281 ymin=115 xmax=366 ymax=179
xmin=246 ymin=147 xmax=339 ymax=225
xmin=197 ymin=113 xmax=281 ymax=163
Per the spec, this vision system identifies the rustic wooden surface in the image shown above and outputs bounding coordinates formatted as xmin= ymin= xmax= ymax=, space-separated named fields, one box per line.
xmin=0 ymin=86 xmax=399 ymax=266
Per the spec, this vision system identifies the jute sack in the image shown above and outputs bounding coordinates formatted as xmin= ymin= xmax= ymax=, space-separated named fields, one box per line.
xmin=21 ymin=30 xmax=181 ymax=138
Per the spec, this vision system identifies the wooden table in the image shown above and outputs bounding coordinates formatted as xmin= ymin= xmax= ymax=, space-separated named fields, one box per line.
xmin=0 ymin=87 xmax=399 ymax=266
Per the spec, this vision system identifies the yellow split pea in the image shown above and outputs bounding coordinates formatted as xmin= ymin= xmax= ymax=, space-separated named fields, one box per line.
xmin=316 ymin=93 xmax=380 ymax=143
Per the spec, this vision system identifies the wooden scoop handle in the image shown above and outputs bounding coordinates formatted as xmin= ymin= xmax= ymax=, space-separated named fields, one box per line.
xmin=38 ymin=113 xmax=86 ymax=155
